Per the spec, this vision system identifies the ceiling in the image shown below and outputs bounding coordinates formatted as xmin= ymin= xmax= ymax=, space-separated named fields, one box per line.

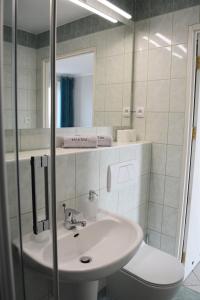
xmin=56 ymin=52 xmax=94 ymax=77
xmin=4 ymin=0 xmax=92 ymax=34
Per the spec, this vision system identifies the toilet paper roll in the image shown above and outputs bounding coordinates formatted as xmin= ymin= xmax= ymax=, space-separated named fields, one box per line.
xmin=117 ymin=129 xmax=136 ymax=144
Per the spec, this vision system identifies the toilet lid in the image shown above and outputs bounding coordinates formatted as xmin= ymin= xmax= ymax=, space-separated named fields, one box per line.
xmin=123 ymin=243 xmax=184 ymax=286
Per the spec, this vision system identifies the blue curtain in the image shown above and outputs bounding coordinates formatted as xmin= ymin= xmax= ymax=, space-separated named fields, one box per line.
xmin=60 ymin=77 xmax=74 ymax=127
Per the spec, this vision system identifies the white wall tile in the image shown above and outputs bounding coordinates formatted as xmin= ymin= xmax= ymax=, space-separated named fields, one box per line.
xmin=148 ymin=47 xmax=171 ymax=80
xmin=170 ymin=78 xmax=186 ymax=112
xmin=150 ymin=174 xmax=165 ymax=204
xmin=119 ymin=144 xmax=137 ymax=162
xmin=132 ymin=204 xmax=147 ymax=231
xmin=133 ymin=50 xmax=148 ymax=82
xmin=151 ymin=143 xmax=167 ymax=174
xmin=171 ymin=44 xmax=187 ymax=78
xmin=149 ymin=13 xmax=173 ymax=48
xmin=106 ymin=55 xmax=124 ymax=84
xmin=132 ymin=115 xmax=146 ymax=140
xmin=123 ymin=82 xmax=132 ymax=107
xmin=94 ymin=85 xmax=106 ymax=111
xmin=146 ymin=112 xmax=169 ymax=143
xmin=164 ymin=176 xmax=180 ymax=208
xmin=99 ymin=148 xmax=119 ymax=189
xmin=166 ymin=145 xmax=183 ymax=177
xmin=106 ymin=26 xmax=125 ymax=57
xmin=147 ymin=80 xmax=170 ymax=112
xmin=56 ymin=154 xmax=76 ymax=202
xmin=76 ymin=151 xmax=100 ymax=196
xmin=124 ymin=53 xmax=133 ymax=82
xmin=105 ymin=112 xmax=122 ymax=126
xmin=133 ymin=81 xmax=147 ymax=110
xmin=138 ymin=143 xmax=152 ymax=175
xmin=168 ymin=113 xmax=185 ymax=145
xmin=148 ymin=229 xmax=161 ymax=248
xmin=105 ymin=84 xmax=123 ymax=112
xmin=162 ymin=206 xmax=178 ymax=237
xmin=134 ymin=20 xmax=149 ymax=51
xmin=96 ymin=57 xmax=106 ymax=85
xmin=125 ymin=25 xmax=134 ymax=54
xmin=161 ymin=234 xmax=176 ymax=255
xmin=92 ymin=31 xmax=107 ymax=58
xmin=93 ymin=112 xmax=105 ymax=126
xmin=148 ymin=202 xmax=163 ymax=231
xmin=99 ymin=189 xmax=119 ymax=214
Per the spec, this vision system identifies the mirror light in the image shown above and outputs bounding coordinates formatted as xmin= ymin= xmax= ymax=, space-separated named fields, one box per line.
xmin=98 ymin=0 xmax=132 ymax=19
xmin=155 ymin=33 xmax=171 ymax=45
xmin=69 ymin=0 xmax=118 ymax=23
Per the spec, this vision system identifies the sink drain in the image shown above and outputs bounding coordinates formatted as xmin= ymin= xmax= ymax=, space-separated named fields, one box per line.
xmin=80 ymin=256 xmax=92 ymax=264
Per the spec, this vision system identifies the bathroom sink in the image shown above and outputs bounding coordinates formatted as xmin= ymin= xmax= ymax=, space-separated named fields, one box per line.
xmin=16 ymin=211 xmax=143 ymax=282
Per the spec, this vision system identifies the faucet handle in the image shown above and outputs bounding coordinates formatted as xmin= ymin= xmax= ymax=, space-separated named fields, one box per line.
xmin=89 ymin=190 xmax=98 ymax=201
xmin=62 ymin=205 xmax=81 ymax=219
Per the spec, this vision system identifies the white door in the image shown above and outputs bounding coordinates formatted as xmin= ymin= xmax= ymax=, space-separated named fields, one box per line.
xmin=184 ymin=33 xmax=200 ymax=278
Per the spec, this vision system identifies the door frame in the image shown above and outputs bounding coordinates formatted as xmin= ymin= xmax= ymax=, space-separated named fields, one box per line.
xmin=177 ymin=24 xmax=200 ymax=264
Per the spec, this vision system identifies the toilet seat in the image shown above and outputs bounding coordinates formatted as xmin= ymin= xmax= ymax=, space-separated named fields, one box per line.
xmin=122 ymin=243 xmax=184 ymax=287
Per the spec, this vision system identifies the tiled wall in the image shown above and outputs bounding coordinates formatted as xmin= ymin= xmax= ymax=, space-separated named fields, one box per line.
xmin=8 ymin=142 xmax=151 ymax=240
xmin=36 ymin=25 xmax=134 ymax=128
xmin=132 ymin=6 xmax=200 ymax=255
xmin=3 ymin=42 xmax=37 ymax=129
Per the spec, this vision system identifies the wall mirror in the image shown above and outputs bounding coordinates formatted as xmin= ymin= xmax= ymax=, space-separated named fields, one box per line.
xmin=3 ymin=0 xmax=134 ymax=130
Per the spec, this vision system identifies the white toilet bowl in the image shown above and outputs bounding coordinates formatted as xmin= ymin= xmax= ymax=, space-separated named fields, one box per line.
xmin=107 ymin=242 xmax=184 ymax=300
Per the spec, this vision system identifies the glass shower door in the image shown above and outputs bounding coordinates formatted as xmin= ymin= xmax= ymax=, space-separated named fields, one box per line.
xmin=1 ymin=0 xmax=60 ymax=299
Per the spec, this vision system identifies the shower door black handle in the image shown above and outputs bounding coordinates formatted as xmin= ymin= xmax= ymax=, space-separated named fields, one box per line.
xmin=30 ymin=155 xmax=50 ymax=235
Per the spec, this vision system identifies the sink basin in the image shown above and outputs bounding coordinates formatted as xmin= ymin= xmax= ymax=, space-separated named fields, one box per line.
xmin=15 ymin=210 xmax=143 ymax=300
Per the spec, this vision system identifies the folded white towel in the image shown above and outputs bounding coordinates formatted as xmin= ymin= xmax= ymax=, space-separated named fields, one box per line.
xmin=63 ymin=135 xmax=98 ymax=148
xmin=97 ymin=135 xmax=112 ymax=147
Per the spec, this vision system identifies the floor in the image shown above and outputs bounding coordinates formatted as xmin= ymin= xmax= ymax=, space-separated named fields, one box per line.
xmin=184 ymin=262 xmax=200 ymax=294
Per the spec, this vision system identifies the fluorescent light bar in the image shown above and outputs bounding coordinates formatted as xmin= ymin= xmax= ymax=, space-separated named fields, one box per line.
xmin=98 ymin=0 xmax=132 ymax=19
xmin=69 ymin=0 xmax=118 ymax=23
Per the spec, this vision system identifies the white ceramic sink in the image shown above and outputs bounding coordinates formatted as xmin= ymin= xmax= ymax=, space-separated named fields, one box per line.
xmin=19 ymin=211 xmax=143 ymax=282
xmin=15 ymin=210 xmax=143 ymax=300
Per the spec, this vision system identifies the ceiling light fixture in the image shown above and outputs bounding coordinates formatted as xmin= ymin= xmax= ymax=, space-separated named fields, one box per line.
xmin=98 ymin=0 xmax=132 ymax=19
xmin=69 ymin=0 xmax=118 ymax=23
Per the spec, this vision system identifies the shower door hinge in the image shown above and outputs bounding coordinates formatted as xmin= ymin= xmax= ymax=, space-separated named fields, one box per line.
xmin=197 ymin=56 xmax=200 ymax=69
xmin=181 ymin=251 xmax=186 ymax=264
xmin=192 ymin=127 xmax=197 ymax=140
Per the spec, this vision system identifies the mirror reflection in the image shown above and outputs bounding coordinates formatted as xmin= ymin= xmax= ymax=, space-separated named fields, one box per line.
xmin=2 ymin=0 xmax=133 ymax=129
xmin=44 ymin=51 xmax=95 ymax=128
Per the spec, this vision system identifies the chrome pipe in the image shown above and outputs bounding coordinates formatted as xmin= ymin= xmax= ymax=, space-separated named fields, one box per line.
xmin=0 ymin=0 xmax=16 ymax=299
xmin=50 ymin=0 xmax=59 ymax=299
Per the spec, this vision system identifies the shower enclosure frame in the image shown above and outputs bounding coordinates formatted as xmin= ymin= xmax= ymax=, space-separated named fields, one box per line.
xmin=0 ymin=0 xmax=17 ymax=299
xmin=178 ymin=23 xmax=200 ymax=276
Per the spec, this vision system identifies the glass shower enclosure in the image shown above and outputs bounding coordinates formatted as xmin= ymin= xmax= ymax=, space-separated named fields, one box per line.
xmin=0 ymin=0 xmax=60 ymax=299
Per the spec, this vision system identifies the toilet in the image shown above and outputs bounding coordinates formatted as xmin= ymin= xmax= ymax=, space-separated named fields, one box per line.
xmin=107 ymin=242 xmax=184 ymax=300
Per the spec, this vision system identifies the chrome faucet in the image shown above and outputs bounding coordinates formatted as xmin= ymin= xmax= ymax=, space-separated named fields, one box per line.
xmin=62 ymin=204 xmax=86 ymax=230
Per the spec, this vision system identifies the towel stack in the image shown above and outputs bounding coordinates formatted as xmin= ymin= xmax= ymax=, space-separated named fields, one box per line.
xmin=59 ymin=135 xmax=113 ymax=148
